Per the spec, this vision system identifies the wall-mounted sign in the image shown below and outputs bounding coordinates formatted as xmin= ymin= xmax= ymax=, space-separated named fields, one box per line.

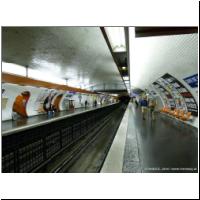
xmin=65 ymin=91 xmax=76 ymax=99
xmin=67 ymin=91 xmax=76 ymax=95
xmin=183 ymin=74 xmax=198 ymax=88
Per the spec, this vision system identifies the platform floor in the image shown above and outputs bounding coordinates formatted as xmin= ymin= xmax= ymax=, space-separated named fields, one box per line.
xmin=101 ymin=103 xmax=198 ymax=173
xmin=2 ymin=108 xmax=82 ymax=134
xmin=2 ymin=104 xmax=114 ymax=135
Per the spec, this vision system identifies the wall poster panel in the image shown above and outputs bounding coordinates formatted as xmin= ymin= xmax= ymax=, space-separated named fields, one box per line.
xmin=153 ymin=73 xmax=198 ymax=116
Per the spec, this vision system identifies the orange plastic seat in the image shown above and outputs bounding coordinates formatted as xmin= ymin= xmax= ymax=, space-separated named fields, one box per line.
xmin=165 ymin=108 xmax=170 ymax=113
xmin=173 ymin=109 xmax=179 ymax=117
xmin=163 ymin=108 xmax=167 ymax=113
xmin=177 ymin=110 xmax=184 ymax=118
xmin=169 ymin=109 xmax=175 ymax=115
xmin=180 ymin=112 xmax=192 ymax=121
xmin=161 ymin=107 xmax=167 ymax=113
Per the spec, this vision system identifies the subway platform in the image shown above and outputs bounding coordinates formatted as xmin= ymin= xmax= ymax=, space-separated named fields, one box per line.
xmin=101 ymin=102 xmax=198 ymax=173
xmin=2 ymin=102 xmax=124 ymax=173
xmin=2 ymin=104 xmax=114 ymax=136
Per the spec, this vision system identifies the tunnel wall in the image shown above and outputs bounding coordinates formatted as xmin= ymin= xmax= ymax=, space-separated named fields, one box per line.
xmin=2 ymin=83 xmax=27 ymax=121
xmin=2 ymin=83 xmax=116 ymax=121
xmin=26 ymin=87 xmax=50 ymax=116
xmin=149 ymin=73 xmax=198 ymax=128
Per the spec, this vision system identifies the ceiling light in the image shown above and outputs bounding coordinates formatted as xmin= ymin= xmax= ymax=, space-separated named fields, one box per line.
xmin=28 ymin=68 xmax=66 ymax=85
xmin=122 ymin=66 xmax=126 ymax=70
xmin=111 ymin=94 xmax=119 ymax=97
xmin=123 ymin=76 xmax=129 ymax=81
xmin=105 ymin=27 xmax=126 ymax=52
xmin=125 ymin=80 xmax=129 ymax=84
xmin=2 ymin=62 xmax=26 ymax=76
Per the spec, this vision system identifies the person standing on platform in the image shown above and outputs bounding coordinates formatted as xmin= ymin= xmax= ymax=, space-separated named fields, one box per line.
xmin=85 ymin=100 xmax=88 ymax=108
xmin=140 ymin=96 xmax=148 ymax=120
xmin=94 ymin=99 xmax=97 ymax=107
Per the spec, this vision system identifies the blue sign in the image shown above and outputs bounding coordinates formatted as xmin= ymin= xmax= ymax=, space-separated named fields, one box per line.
xmin=67 ymin=91 xmax=76 ymax=95
xmin=183 ymin=74 xmax=198 ymax=88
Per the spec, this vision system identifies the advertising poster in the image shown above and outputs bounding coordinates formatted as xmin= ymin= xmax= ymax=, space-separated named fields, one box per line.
xmin=78 ymin=93 xmax=82 ymax=104
xmin=152 ymin=82 xmax=176 ymax=109
xmin=162 ymin=73 xmax=198 ymax=116
xmin=60 ymin=91 xmax=76 ymax=110
xmin=12 ymin=91 xmax=30 ymax=119
xmin=154 ymin=73 xmax=198 ymax=116
xmin=43 ymin=90 xmax=58 ymax=111
xmin=156 ymin=76 xmax=186 ymax=110
xmin=34 ymin=89 xmax=52 ymax=113
xmin=61 ymin=96 xmax=69 ymax=110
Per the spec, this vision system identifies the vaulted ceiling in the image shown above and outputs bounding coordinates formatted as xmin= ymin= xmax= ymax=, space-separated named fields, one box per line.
xmin=129 ymin=29 xmax=198 ymax=90
xmin=2 ymin=27 xmax=126 ymax=92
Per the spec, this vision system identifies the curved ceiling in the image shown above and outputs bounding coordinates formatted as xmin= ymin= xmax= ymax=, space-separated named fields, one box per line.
xmin=2 ymin=27 xmax=126 ymax=91
xmin=129 ymin=29 xmax=198 ymax=90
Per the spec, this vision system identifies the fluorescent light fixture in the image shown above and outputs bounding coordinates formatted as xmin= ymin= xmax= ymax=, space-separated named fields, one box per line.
xmin=123 ymin=76 xmax=129 ymax=81
xmin=125 ymin=80 xmax=130 ymax=85
xmin=110 ymin=94 xmax=119 ymax=97
xmin=105 ymin=27 xmax=126 ymax=52
xmin=32 ymin=58 xmax=61 ymax=75
xmin=66 ymin=78 xmax=91 ymax=89
xmin=28 ymin=68 xmax=66 ymax=85
xmin=2 ymin=62 xmax=26 ymax=76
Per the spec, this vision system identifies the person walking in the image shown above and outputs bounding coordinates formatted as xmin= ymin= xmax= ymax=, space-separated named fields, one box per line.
xmin=135 ymin=98 xmax=139 ymax=108
xmin=148 ymin=97 xmax=157 ymax=120
xmin=140 ymin=97 xmax=148 ymax=120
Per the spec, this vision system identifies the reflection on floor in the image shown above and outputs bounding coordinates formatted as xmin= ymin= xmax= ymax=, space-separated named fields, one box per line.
xmin=102 ymin=103 xmax=198 ymax=173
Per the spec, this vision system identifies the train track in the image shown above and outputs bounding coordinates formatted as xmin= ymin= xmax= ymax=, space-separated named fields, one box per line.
xmin=36 ymin=105 xmax=126 ymax=173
